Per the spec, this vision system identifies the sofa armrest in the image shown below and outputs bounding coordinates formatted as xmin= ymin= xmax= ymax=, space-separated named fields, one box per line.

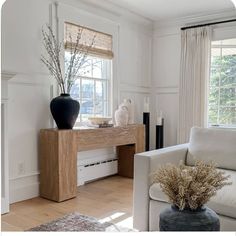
xmin=133 ymin=143 xmax=189 ymax=231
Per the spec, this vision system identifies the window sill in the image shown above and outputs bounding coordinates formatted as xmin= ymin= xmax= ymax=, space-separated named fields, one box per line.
xmin=208 ymin=125 xmax=236 ymax=130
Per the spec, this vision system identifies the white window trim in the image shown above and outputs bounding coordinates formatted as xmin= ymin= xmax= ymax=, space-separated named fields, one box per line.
xmin=70 ymin=58 xmax=112 ymax=125
xmin=208 ymin=39 xmax=236 ymax=128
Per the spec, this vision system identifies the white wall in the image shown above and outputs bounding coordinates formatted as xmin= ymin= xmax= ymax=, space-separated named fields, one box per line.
xmin=151 ymin=14 xmax=236 ymax=148
xmin=1 ymin=0 xmax=152 ymax=203
xmin=151 ymin=27 xmax=180 ymax=148
xmin=2 ymin=0 xmax=56 ymax=203
xmin=3 ymin=0 xmax=235 ymax=204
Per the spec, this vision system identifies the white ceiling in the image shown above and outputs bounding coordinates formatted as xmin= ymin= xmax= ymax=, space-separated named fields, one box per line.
xmin=105 ymin=0 xmax=235 ymax=21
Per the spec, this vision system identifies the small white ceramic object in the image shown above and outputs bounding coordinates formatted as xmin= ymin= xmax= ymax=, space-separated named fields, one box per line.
xmin=114 ymin=105 xmax=129 ymax=126
xmin=122 ymin=99 xmax=134 ymax=124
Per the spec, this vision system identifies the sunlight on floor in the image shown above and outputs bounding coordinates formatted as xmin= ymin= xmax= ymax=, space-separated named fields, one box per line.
xmin=98 ymin=212 xmax=134 ymax=229
xmin=99 ymin=212 xmax=125 ymax=223
xmin=115 ymin=216 xmax=133 ymax=229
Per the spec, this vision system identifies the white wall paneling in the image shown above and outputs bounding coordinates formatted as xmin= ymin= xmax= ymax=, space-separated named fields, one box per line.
xmin=9 ymin=173 xmax=39 ymax=204
xmin=3 ymin=0 xmax=236 ymax=205
xmin=2 ymin=0 xmax=56 ymax=204
xmin=1 ymin=0 xmax=53 ymax=74
xmin=1 ymin=101 xmax=9 ymax=213
xmin=7 ymin=74 xmax=54 ymax=203
xmin=119 ymin=24 xmax=152 ymax=88
xmin=152 ymin=33 xmax=181 ymax=88
xmin=154 ymin=92 xmax=179 ymax=147
xmin=2 ymin=0 xmax=152 ymax=203
xmin=151 ymin=29 xmax=181 ymax=148
xmin=1 ymin=72 xmax=16 ymax=214
xmin=3 ymin=0 xmax=236 ymax=204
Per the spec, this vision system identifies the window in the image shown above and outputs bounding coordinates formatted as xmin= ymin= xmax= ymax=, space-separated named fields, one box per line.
xmin=67 ymin=53 xmax=112 ymax=121
xmin=64 ymin=22 xmax=113 ymax=122
xmin=208 ymin=38 xmax=236 ymax=127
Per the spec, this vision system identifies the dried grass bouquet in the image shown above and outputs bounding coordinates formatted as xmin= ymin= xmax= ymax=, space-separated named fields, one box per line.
xmin=151 ymin=160 xmax=231 ymax=210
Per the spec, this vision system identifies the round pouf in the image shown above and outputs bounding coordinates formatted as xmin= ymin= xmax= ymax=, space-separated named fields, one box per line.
xmin=159 ymin=205 xmax=220 ymax=231
xmin=50 ymin=93 xmax=80 ymax=129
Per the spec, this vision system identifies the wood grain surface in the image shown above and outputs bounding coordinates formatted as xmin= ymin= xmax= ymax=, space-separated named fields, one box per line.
xmin=1 ymin=176 xmax=133 ymax=231
xmin=39 ymin=124 xmax=145 ymax=202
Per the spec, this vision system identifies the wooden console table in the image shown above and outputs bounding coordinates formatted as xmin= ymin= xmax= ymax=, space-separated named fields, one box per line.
xmin=39 ymin=124 xmax=145 ymax=202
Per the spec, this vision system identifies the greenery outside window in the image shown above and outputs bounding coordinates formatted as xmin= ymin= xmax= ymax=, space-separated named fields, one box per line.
xmin=208 ymin=38 xmax=236 ymax=127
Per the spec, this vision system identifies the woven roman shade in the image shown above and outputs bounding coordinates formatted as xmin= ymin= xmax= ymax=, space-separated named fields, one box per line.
xmin=64 ymin=22 xmax=113 ymax=59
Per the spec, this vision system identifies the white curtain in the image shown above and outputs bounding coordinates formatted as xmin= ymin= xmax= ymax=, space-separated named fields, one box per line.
xmin=178 ymin=26 xmax=212 ymax=144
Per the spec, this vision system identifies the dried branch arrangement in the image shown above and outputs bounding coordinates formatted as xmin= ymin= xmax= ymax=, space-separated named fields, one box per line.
xmin=41 ymin=25 xmax=95 ymax=94
xmin=151 ymin=160 xmax=231 ymax=210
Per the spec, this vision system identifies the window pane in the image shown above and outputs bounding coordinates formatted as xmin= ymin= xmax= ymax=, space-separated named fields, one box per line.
xmin=65 ymin=53 xmax=92 ymax=77
xmin=65 ymin=51 xmax=111 ymax=122
xmin=210 ymin=67 xmax=220 ymax=87
xmin=220 ymin=88 xmax=236 ymax=106
xmin=208 ymin=106 xmax=218 ymax=125
xmin=95 ymin=81 xmax=106 ymax=100
xmin=92 ymin=58 xmax=102 ymax=78
xmin=70 ymin=80 xmax=80 ymax=100
xmin=94 ymin=100 xmax=104 ymax=116
xmin=211 ymin=49 xmax=221 ymax=68
xmin=80 ymin=99 xmax=94 ymax=114
xmin=219 ymin=107 xmax=236 ymax=125
xmin=220 ymin=55 xmax=236 ymax=87
xmin=82 ymin=79 xmax=94 ymax=99
xmin=209 ymin=87 xmax=219 ymax=106
xmin=102 ymin=101 xmax=108 ymax=116
xmin=79 ymin=58 xmax=92 ymax=77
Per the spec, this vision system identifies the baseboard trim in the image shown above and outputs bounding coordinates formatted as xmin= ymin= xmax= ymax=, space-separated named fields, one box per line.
xmin=9 ymin=174 xmax=40 ymax=204
xmin=9 ymin=182 xmax=39 ymax=204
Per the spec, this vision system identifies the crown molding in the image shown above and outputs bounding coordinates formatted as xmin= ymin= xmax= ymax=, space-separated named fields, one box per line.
xmin=154 ymin=9 xmax=236 ymax=30
xmin=77 ymin=0 xmax=153 ymax=28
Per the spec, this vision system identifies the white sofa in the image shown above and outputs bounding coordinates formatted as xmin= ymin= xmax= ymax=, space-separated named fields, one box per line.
xmin=133 ymin=127 xmax=236 ymax=231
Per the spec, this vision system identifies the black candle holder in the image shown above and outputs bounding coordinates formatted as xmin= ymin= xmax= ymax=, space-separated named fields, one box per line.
xmin=156 ymin=118 xmax=164 ymax=149
xmin=143 ymin=112 xmax=150 ymax=151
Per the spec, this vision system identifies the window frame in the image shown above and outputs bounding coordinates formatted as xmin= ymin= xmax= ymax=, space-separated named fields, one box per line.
xmin=54 ymin=3 xmax=119 ymax=129
xmin=208 ymin=39 xmax=236 ymax=128
xmin=68 ymin=55 xmax=112 ymax=125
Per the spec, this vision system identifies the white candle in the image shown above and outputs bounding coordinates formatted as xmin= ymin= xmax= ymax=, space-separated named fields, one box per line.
xmin=144 ymin=97 xmax=150 ymax=113
xmin=157 ymin=110 xmax=163 ymax=125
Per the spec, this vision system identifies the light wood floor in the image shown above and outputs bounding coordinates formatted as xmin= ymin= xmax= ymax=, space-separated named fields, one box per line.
xmin=1 ymin=175 xmax=133 ymax=231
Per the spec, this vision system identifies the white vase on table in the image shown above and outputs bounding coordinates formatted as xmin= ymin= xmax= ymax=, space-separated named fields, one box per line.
xmin=122 ymin=99 xmax=134 ymax=124
xmin=115 ymin=105 xmax=129 ymax=126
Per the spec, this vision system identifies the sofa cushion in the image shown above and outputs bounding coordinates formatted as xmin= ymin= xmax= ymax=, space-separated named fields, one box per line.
xmin=207 ymin=169 xmax=236 ymax=218
xmin=149 ymin=169 xmax=236 ymax=219
xmin=186 ymin=127 xmax=236 ymax=170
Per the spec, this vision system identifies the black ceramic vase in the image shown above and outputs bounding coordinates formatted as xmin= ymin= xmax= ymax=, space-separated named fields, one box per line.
xmin=159 ymin=205 xmax=220 ymax=231
xmin=50 ymin=93 xmax=80 ymax=129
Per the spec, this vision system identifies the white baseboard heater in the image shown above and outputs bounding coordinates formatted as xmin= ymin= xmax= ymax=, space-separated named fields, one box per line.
xmin=77 ymin=149 xmax=118 ymax=186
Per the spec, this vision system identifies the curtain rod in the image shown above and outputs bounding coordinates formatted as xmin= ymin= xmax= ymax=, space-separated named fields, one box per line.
xmin=181 ymin=18 xmax=236 ymax=30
